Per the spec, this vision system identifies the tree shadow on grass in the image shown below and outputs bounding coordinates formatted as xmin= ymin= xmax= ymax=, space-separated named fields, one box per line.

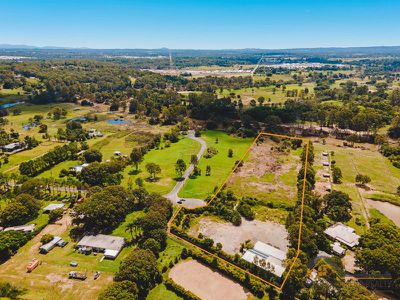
xmin=145 ymin=177 xmax=160 ymax=183
xmin=128 ymin=169 xmax=142 ymax=176
xmin=173 ymin=176 xmax=184 ymax=182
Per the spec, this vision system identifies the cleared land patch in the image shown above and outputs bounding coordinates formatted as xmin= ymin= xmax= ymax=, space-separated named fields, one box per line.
xmin=189 ymin=217 xmax=289 ymax=255
xmin=169 ymin=260 xmax=249 ymax=300
xmin=227 ymin=137 xmax=301 ymax=207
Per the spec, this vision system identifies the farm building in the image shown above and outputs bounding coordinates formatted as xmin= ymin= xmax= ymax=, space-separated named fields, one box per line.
xmin=324 ymin=223 xmax=360 ymax=248
xmin=43 ymin=203 xmax=65 ymax=213
xmin=242 ymin=241 xmax=286 ymax=277
xmin=331 ymin=242 xmax=346 ymax=256
xmin=2 ymin=142 xmax=22 ymax=153
xmin=3 ymin=224 xmax=36 ymax=233
xmin=77 ymin=234 xmax=125 ymax=259
xmin=39 ymin=236 xmax=66 ymax=253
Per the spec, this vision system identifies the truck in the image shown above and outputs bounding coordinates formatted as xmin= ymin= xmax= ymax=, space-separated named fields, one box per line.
xmin=27 ymin=258 xmax=40 ymax=273
xmin=68 ymin=271 xmax=87 ymax=280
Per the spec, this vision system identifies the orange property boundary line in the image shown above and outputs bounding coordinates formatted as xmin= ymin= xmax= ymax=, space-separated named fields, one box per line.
xmin=167 ymin=132 xmax=310 ymax=291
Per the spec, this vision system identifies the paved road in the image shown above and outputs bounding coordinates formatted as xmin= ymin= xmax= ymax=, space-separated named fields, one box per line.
xmin=164 ymin=130 xmax=207 ymax=208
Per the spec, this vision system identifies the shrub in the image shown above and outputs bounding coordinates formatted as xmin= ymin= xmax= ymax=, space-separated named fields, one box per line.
xmin=204 ymin=147 xmax=218 ymax=158
xmin=40 ymin=234 xmax=54 ymax=244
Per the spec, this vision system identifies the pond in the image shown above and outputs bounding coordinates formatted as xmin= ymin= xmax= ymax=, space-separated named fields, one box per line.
xmin=107 ymin=119 xmax=131 ymax=125
xmin=367 ymin=199 xmax=400 ymax=227
xmin=0 ymin=101 xmax=25 ymax=109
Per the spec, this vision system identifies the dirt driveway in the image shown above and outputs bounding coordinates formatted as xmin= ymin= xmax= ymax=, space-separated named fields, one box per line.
xmin=169 ymin=260 xmax=249 ymax=300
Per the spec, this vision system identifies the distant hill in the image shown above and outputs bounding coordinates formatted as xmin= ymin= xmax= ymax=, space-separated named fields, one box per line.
xmin=1 ymin=44 xmax=400 ymax=60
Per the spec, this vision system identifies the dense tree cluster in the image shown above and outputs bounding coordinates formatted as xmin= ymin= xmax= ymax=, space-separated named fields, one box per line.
xmin=79 ymin=160 xmax=125 ymax=186
xmin=0 ymin=194 xmax=41 ymax=227
xmin=0 ymin=231 xmax=30 ymax=261
xmin=114 ymin=249 xmax=160 ymax=296
xmin=73 ymin=186 xmax=136 ymax=232
xmin=19 ymin=142 xmax=80 ymax=176
xmin=356 ymin=223 xmax=400 ymax=289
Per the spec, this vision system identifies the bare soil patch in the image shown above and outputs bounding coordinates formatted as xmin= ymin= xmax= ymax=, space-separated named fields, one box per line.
xmin=366 ymin=199 xmax=400 ymax=227
xmin=169 ymin=260 xmax=250 ymax=300
xmin=227 ymin=139 xmax=300 ymax=202
xmin=190 ymin=217 xmax=289 ymax=254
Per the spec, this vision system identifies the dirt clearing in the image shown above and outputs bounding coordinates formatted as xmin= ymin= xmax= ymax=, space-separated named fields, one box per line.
xmin=169 ymin=260 xmax=249 ymax=300
xmin=190 ymin=217 xmax=289 ymax=254
xmin=227 ymin=138 xmax=300 ymax=205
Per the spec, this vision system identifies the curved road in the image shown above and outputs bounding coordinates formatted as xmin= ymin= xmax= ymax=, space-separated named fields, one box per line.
xmin=164 ymin=130 xmax=207 ymax=208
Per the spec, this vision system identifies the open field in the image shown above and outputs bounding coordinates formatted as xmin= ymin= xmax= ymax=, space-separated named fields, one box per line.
xmin=189 ymin=217 xmax=289 ymax=255
xmin=227 ymin=137 xmax=301 ymax=207
xmin=313 ymin=138 xmax=400 ymax=233
xmin=169 ymin=260 xmax=250 ymax=300
xmin=218 ymin=82 xmax=314 ymax=105
xmin=0 ymin=87 xmax=28 ymax=104
xmin=121 ymin=136 xmax=201 ymax=194
xmin=179 ymin=130 xmax=253 ymax=199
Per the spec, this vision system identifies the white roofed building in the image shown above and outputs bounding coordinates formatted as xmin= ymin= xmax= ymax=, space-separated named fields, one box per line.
xmin=242 ymin=241 xmax=287 ymax=277
xmin=43 ymin=203 xmax=65 ymax=213
xmin=77 ymin=234 xmax=125 ymax=259
xmin=324 ymin=223 xmax=360 ymax=248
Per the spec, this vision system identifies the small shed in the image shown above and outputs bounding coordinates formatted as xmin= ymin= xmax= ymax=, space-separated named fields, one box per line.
xmin=4 ymin=224 xmax=36 ymax=233
xmin=104 ymin=249 xmax=119 ymax=259
xmin=2 ymin=142 xmax=22 ymax=152
xmin=332 ymin=242 xmax=346 ymax=256
xmin=43 ymin=203 xmax=65 ymax=213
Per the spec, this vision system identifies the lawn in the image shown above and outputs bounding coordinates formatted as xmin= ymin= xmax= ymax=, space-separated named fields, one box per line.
xmin=121 ymin=136 xmax=201 ymax=195
xmin=179 ymin=130 xmax=253 ymax=199
xmin=111 ymin=210 xmax=146 ymax=239
xmin=147 ymin=283 xmax=183 ymax=300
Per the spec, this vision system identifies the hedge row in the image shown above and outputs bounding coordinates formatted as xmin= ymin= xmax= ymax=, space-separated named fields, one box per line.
xmin=164 ymin=279 xmax=201 ymax=300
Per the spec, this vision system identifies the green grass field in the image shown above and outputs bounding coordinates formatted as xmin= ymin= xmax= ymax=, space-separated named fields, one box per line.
xmin=147 ymin=284 xmax=183 ymax=300
xmin=218 ymin=82 xmax=314 ymax=105
xmin=179 ymin=131 xmax=253 ymax=199
xmin=314 ymin=139 xmax=400 ymax=234
xmin=121 ymin=136 xmax=201 ymax=194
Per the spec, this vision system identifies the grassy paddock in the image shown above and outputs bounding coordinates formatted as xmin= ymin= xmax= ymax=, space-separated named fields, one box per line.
xmin=121 ymin=136 xmax=201 ymax=194
xmin=179 ymin=130 xmax=253 ymax=199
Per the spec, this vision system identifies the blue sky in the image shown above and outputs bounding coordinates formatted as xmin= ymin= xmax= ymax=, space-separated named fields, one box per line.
xmin=0 ymin=0 xmax=399 ymax=49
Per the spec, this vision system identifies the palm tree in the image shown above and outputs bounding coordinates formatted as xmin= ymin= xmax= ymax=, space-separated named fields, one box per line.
xmin=125 ymin=222 xmax=141 ymax=240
